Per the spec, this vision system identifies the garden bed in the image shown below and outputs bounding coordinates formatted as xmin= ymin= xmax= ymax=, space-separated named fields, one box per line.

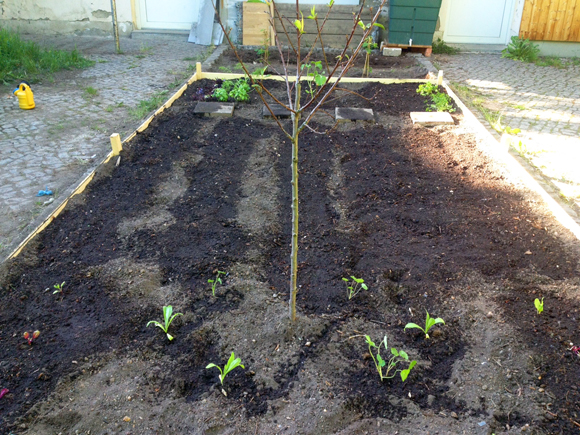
xmin=1 ymin=79 xmax=579 ymax=435
xmin=209 ymin=47 xmax=429 ymax=79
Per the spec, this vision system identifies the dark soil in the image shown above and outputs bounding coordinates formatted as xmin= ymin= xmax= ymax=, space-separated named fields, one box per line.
xmin=210 ymin=47 xmax=429 ymax=79
xmin=0 ymin=79 xmax=579 ymax=435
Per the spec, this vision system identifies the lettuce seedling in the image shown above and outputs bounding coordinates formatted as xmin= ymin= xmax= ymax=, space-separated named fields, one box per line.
xmin=342 ymin=276 xmax=368 ymax=300
xmin=23 ymin=330 xmax=40 ymax=345
xmin=405 ymin=310 xmax=445 ymax=339
xmin=206 ymin=352 xmax=245 ymax=390
xmin=146 ymin=305 xmax=183 ymax=341
xmin=208 ymin=270 xmax=226 ymax=296
xmin=534 ymin=297 xmax=544 ymax=314
xmin=365 ymin=335 xmax=416 ymax=382
xmin=52 ymin=281 xmax=65 ymax=295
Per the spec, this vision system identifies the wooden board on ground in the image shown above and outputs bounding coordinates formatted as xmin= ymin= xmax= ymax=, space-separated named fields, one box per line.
xmin=410 ymin=111 xmax=454 ymax=125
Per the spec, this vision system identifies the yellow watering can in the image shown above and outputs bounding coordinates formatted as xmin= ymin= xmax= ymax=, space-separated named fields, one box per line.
xmin=13 ymin=82 xmax=35 ymax=110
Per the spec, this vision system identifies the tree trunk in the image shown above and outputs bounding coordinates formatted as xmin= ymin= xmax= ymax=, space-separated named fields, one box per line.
xmin=289 ymin=85 xmax=301 ymax=322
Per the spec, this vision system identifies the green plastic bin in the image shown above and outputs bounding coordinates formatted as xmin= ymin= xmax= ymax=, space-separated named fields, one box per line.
xmin=388 ymin=0 xmax=442 ymax=46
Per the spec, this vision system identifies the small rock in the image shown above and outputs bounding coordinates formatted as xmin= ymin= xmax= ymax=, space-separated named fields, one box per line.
xmin=305 ymin=342 xmax=311 ymax=347
xmin=486 ymin=311 xmax=493 ymax=318
xmin=427 ymin=395 xmax=435 ymax=406
xmin=482 ymin=385 xmax=488 ymax=391
xmin=538 ymin=388 xmax=545 ymax=393
xmin=450 ymin=411 xmax=458 ymax=419
xmin=123 ymin=416 xmax=131 ymax=422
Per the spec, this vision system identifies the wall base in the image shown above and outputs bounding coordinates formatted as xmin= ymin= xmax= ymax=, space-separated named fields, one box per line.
xmin=534 ymin=41 xmax=580 ymax=58
xmin=0 ymin=19 xmax=133 ymax=36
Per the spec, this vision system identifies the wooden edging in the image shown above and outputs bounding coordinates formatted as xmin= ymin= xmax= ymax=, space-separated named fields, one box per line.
xmin=6 ymin=62 xmax=440 ymax=261
xmin=442 ymin=81 xmax=580 ymax=242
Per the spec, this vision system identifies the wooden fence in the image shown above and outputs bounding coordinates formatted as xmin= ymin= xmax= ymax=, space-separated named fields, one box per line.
xmin=519 ymin=0 xmax=580 ymax=41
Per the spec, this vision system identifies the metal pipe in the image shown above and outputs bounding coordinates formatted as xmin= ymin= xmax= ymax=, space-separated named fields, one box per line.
xmin=110 ymin=0 xmax=121 ymax=52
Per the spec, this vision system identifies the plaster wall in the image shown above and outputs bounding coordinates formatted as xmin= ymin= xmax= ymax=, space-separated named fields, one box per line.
xmin=0 ymin=0 xmax=133 ymax=35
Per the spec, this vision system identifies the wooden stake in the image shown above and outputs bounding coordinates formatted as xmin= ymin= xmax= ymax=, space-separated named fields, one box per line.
xmin=196 ymin=62 xmax=203 ymax=78
xmin=437 ymin=70 xmax=444 ymax=86
xmin=110 ymin=133 xmax=122 ymax=156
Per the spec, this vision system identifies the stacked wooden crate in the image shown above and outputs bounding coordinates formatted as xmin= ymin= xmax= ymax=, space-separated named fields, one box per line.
xmin=243 ymin=2 xmax=373 ymax=48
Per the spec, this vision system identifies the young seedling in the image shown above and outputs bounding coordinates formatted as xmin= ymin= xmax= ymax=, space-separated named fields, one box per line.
xmin=342 ymin=276 xmax=368 ymax=300
xmin=364 ymin=335 xmax=416 ymax=382
xmin=404 ymin=310 xmax=445 ymax=339
xmin=206 ymin=352 xmax=245 ymax=395
xmin=51 ymin=281 xmax=66 ymax=295
xmin=534 ymin=297 xmax=544 ymax=314
xmin=208 ymin=270 xmax=227 ymax=296
xmin=23 ymin=330 xmax=40 ymax=345
xmin=146 ymin=305 xmax=183 ymax=341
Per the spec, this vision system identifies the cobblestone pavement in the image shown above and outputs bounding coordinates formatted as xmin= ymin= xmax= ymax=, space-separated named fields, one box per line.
xmin=0 ymin=34 xmax=215 ymax=258
xmin=433 ymin=53 xmax=580 ymax=211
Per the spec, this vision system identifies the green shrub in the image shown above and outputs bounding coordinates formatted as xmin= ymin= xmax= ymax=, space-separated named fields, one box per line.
xmin=432 ymin=38 xmax=459 ymax=55
xmin=502 ymin=36 xmax=540 ymax=62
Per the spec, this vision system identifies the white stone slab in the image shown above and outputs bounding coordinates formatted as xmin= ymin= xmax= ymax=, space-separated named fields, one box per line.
xmin=383 ymin=47 xmax=402 ymax=57
xmin=410 ymin=111 xmax=454 ymax=126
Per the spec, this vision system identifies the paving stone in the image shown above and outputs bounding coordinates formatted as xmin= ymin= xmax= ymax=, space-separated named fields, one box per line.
xmin=335 ymin=107 xmax=375 ymax=122
xmin=411 ymin=112 xmax=454 ymax=125
xmin=262 ymin=103 xmax=291 ymax=119
xmin=194 ymin=102 xmax=235 ymax=117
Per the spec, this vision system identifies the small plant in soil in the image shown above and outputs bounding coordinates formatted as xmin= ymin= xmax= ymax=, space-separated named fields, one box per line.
xmin=364 ymin=335 xmax=417 ymax=382
xmin=208 ymin=270 xmax=226 ymax=296
xmin=342 ymin=276 xmax=368 ymax=300
xmin=417 ymin=83 xmax=455 ymax=113
xmin=405 ymin=310 xmax=445 ymax=339
xmin=211 ymin=79 xmax=251 ymax=102
xmin=50 ymin=281 xmax=66 ymax=295
xmin=23 ymin=330 xmax=40 ymax=345
xmin=357 ymin=19 xmax=384 ymax=77
xmin=146 ymin=305 xmax=183 ymax=341
xmin=502 ymin=36 xmax=540 ymax=63
xmin=206 ymin=352 xmax=245 ymax=394
xmin=534 ymin=297 xmax=544 ymax=314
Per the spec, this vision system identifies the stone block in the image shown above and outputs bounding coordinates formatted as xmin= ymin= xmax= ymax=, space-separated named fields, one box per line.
xmin=383 ymin=47 xmax=402 ymax=57
xmin=410 ymin=112 xmax=454 ymax=126
xmin=262 ymin=103 xmax=291 ymax=119
xmin=335 ymin=107 xmax=374 ymax=122
xmin=193 ymin=102 xmax=235 ymax=117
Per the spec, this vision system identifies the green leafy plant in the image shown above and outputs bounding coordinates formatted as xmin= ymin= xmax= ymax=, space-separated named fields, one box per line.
xmin=365 ymin=335 xmax=417 ymax=382
xmin=301 ymin=61 xmax=327 ymax=97
xmin=146 ymin=305 xmax=183 ymax=341
xmin=230 ymin=79 xmax=251 ymax=102
xmin=432 ymin=38 xmax=460 ymax=55
xmin=534 ymin=297 xmax=544 ymax=314
xmin=502 ymin=36 xmax=540 ymax=62
xmin=256 ymin=29 xmax=270 ymax=65
xmin=23 ymin=330 xmax=40 ymax=345
xmin=357 ymin=20 xmax=384 ymax=77
xmin=342 ymin=276 xmax=368 ymax=300
xmin=206 ymin=352 xmax=245 ymax=388
xmin=427 ymin=92 xmax=455 ymax=112
xmin=208 ymin=270 xmax=226 ymax=296
xmin=416 ymin=82 xmax=438 ymax=97
xmin=404 ymin=310 xmax=445 ymax=339
xmin=212 ymin=86 xmax=229 ymax=102
xmin=417 ymin=83 xmax=455 ymax=112
xmin=51 ymin=281 xmax=66 ymax=295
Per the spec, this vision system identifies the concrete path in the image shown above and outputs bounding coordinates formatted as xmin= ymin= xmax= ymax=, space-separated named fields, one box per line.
xmin=433 ymin=53 xmax=580 ymax=213
xmin=0 ymin=34 xmax=217 ymax=259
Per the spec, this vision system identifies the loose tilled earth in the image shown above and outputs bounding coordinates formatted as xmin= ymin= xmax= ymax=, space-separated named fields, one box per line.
xmin=1 ymin=78 xmax=580 ymax=435
xmin=209 ymin=48 xmax=428 ymax=79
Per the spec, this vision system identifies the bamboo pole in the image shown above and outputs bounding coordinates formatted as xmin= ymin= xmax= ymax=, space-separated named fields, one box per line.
xmin=110 ymin=0 xmax=121 ymax=52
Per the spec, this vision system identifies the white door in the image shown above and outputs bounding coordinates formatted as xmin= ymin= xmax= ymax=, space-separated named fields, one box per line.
xmin=443 ymin=0 xmax=514 ymax=44
xmin=137 ymin=0 xmax=200 ymax=30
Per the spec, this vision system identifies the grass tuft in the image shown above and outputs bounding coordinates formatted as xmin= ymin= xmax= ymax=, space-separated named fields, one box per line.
xmin=128 ymin=91 xmax=169 ymax=119
xmin=0 ymin=28 xmax=95 ymax=84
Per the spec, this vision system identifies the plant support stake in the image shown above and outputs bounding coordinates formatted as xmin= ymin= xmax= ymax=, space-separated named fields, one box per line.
xmin=110 ymin=0 xmax=120 ymax=52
